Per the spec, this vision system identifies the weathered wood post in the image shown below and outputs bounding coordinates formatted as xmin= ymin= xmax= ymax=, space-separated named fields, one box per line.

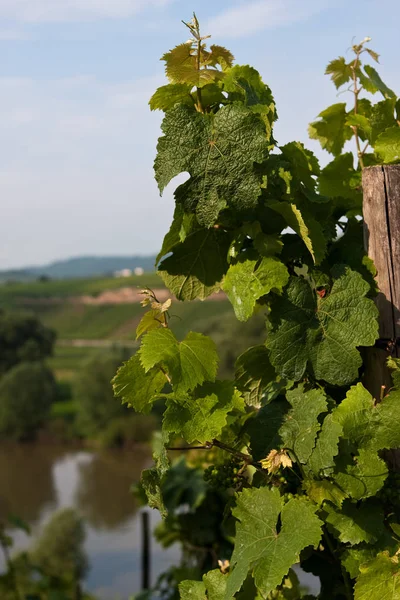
xmin=362 ymin=165 xmax=400 ymax=467
xmin=362 ymin=165 xmax=400 ymax=395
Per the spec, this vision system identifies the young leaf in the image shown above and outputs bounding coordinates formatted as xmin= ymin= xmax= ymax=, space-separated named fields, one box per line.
xmin=308 ymin=414 xmax=343 ymax=476
xmin=154 ymin=104 xmax=269 ymax=226
xmin=363 ymin=65 xmax=396 ymax=99
xmin=149 ymin=83 xmax=194 ymax=111
xmin=280 ymin=385 xmax=328 ymax=464
xmin=225 ymin=487 xmax=322 ymax=598
xmin=139 ymin=328 xmax=218 ymax=393
xmin=223 ymin=256 xmax=289 ymax=321
xmin=266 ymin=268 xmax=379 ymax=385
xmin=235 ymin=345 xmax=277 ymax=407
xmin=354 ymin=552 xmax=400 ymax=599
xmin=163 ymin=381 xmax=244 ymax=444
xmin=303 ymin=480 xmax=347 ymax=508
xmin=136 ymin=309 xmax=163 ymax=339
xmin=112 ymin=353 xmax=166 ymax=413
xmin=162 ymin=43 xmax=225 ymax=87
xmin=325 ymin=57 xmax=353 ymax=89
xmin=375 ymin=126 xmax=400 ymax=163
xmin=158 ymin=228 xmax=230 ymax=301
xmin=308 ymin=103 xmax=353 ymax=156
xmin=370 ymin=98 xmax=397 ymax=144
xmin=269 ymin=202 xmax=326 ymax=264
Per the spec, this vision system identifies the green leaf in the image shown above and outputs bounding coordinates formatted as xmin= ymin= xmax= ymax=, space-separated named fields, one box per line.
xmin=235 ymin=345 xmax=277 ymax=407
xmin=140 ymin=329 xmax=218 ymax=394
xmin=179 ymin=580 xmax=206 ymax=600
xmin=279 ymin=142 xmax=320 ymax=191
xmin=364 ymin=65 xmax=396 ymax=99
xmin=154 ymin=104 xmax=269 ymax=226
xmin=354 ymin=552 xmax=400 ymax=599
xmin=225 ymin=488 xmax=322 ymax=599
xmin=269 ymin=202 xmax=326 ymax=264
xmin=332 ymin=383 xmax=377 ymax=448
xmin=162 ymin=43 xmax=225 ymax=87
xmin=158 ymin=228 xmax=230 ymax=301
xmin=368 ymin=389 xmax=400 ymax=451
xmin=325 ymin=57 xmax=353 ymax=89
xmin=366 ymin=48 xmax=380 ymax=63
xmin=266 ymin=268 xmax=379 ymax=385
xmin=370 ymin=98 xmax=397 ymax=144
xmin=388 ymin=357 xmax=400 ymax=389
xmin=308 ymin=103 xmax=353 ymax=156
xmin=223 ymin=256 xmax=289 ymax=321
xmin=318 ymin=154 xmax=362 ymax=213
xmin=204 ymin=569 xmax=228 ymax=600
xmin=325 ymin=500 xmax=385 ymax=545
xmin=245 ymin=399 xmax=289 ymax=461
xmin=141 ymin=468 xmax=167 ymax=518
xmin=280 ymin=384 xmax=327 ymax=463
xmin=149 ymin=83 xmax=194 ymax=111
xmin=375 ymin=126 xmax=400 ymax=164
xmin=342 ymin=547 xmax=377 ymax=579
xmin=334 ymin=447 xmax=388 ymax=500
xmin=345 ymin=114 xmax=372 ymax=140
xmin=163 ymin=381 xmax=244 ymax=444
xmin=308 ymin=414 xmax=343 ymax=476
xmin=303 ymin=480 xmax=347 ymax=508
xmin=156 ymin=203 xmax=199 ymax=264
xmin=112 ymin=353 xmax=166 ymax=413
xmin=136 ymin=309 xmax=163 ymax=339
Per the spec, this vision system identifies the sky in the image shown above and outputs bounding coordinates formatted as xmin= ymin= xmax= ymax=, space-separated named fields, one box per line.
xmin=0 ymin=0 xmax=399 ymax=270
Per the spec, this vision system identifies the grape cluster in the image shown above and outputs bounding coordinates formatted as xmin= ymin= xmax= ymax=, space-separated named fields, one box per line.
xmin=379 ymin=471 xmax=400 ymax=512
xmin=203 ymin=459 xmax=242 ymax=490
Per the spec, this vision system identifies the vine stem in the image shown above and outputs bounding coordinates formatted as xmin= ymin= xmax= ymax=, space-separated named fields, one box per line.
xmin=166 ymin=439 xmax=253 ymax=463
xmin=350 ymin=48 xmax=365 ymax=169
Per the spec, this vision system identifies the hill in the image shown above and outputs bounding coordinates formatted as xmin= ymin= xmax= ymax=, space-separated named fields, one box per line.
xmin=0 ymin=255 xmax=157 ymax=281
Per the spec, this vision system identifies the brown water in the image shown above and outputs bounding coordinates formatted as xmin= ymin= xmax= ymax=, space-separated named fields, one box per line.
xmin=0 ymin=444 xmax=179 ymax=599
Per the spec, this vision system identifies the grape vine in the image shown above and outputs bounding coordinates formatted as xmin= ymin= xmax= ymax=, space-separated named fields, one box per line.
xmin=113 ymin=17 xmax=400 ymax=600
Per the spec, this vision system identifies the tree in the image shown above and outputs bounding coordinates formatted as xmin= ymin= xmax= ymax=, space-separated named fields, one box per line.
xmin=0 ymin=311 xmax=55 ymax=376
xmin=114 ymin=18 xmax=400 ymax=600
xmin=29 ymin=508 xmax=89 ymax=582
xmin=0 ymin=362 xmax=57 ymax=440
xmin=75 ymin=348 xmax=130 ymax=435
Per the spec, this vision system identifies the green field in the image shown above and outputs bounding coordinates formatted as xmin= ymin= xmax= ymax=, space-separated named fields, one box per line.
xmin=1 ymin=273 xmax=236 ymax=381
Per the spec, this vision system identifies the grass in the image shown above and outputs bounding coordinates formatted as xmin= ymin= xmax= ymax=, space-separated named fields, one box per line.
xmin=50 ymin=399 xmax=79 ymax=419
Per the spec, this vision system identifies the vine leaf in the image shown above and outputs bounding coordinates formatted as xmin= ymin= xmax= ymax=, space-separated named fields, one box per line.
xmin=163 ymin=381 xmax=244 ymax=444
xmin=325 ymin=500 xmax=385 ymax=545
xmin=368 ymin=389 xmax=400 ymax=452
xmin=266 ymin=268 xmax=379 ymax=385
xmin=331 ymin=383 xmax=378 ymax=448
xmin=354 ymin=552 xmax=400 ymax=599
xmin=279 ymin=384 xmax=327 ymax=464
xmin=225 ymin=487 xmax=322 ymax=599
xmin=158 ymin=228 xmax=230 ymax=301
xmin=235 ymin=345 xmax=277 ymax=407
xmin=245 ymin=399 xmax=289 ymax=461
xmin=149 ymin=82 xmax=194 ymax=111
xmin=308 ymin=414 xmax=342 ymax=476
xmin=223 ymin=256 xmax=289 ymax=321
xmin=308 ymin=103 xmax=353 ymax=156
xmin=141 ymin=469 xmax=167 ymax=518
xmin=375 ymin=126 xmax=400 ymax=164
xmin=325 ymin=57 xmax=353 ymax=89
xmin=161 ymin=43 xmax=231 ymax=87
xmin=303 ymin=480 xmax=347 ymax=508
xmin=179 ymin=580 xmax=206 ymax=600
xmin=318 ymin=154 xmax=362 ymax=214
xmin=139 ymin=328 xmax=218 ymax=394
xmin=333 ymin=447 xmax=388 ymax=500
xmin=154 ymin=104 xmax=269 ymax=226
xmin=363 ymin=65 xmax=396 ymax=99
xmin=269 ymin=202 xmax=326 ymax=264
xmin=112 ymin=353 xmax=166 ymax=413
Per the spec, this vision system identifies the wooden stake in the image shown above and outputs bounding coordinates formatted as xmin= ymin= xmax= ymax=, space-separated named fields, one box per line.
xmin=363 ymin=165 xmax=400 ymax=467
xmin=141 ymin=510 xmax=151 ymax=590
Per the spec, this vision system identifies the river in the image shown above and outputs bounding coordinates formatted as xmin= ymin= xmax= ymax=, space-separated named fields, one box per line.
xmin=0 ymin=444 xmax=180 ymax=599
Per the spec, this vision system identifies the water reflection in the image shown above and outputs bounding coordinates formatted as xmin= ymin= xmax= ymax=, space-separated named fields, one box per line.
xmin=0 ymin=444 xmax=179 ymax=600
xmin=0 ymin=443 xmax=64 ymax=523
xmin=75 ymin=447 xmax=149 ymax=530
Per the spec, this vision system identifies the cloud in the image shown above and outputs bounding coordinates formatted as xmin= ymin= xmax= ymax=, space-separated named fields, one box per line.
xmin=0 ymin=0 xmax=172 ymax=23
xmin=207 ymin=0 xmax=330 ymax=38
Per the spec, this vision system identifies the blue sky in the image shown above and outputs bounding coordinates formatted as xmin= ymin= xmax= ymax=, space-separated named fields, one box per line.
xmin=1 ymin=0 xmax=399 ymax=269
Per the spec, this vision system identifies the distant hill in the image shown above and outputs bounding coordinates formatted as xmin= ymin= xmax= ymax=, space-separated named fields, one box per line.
xmin=0 ymin=255 xmax=157 ymax=281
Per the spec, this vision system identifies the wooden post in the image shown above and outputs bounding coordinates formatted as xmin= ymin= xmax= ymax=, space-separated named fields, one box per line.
xmin=362 ymin=165 xmax=400 ymax=466
xmin=141 ymin=510 xmax=151 ymax=590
